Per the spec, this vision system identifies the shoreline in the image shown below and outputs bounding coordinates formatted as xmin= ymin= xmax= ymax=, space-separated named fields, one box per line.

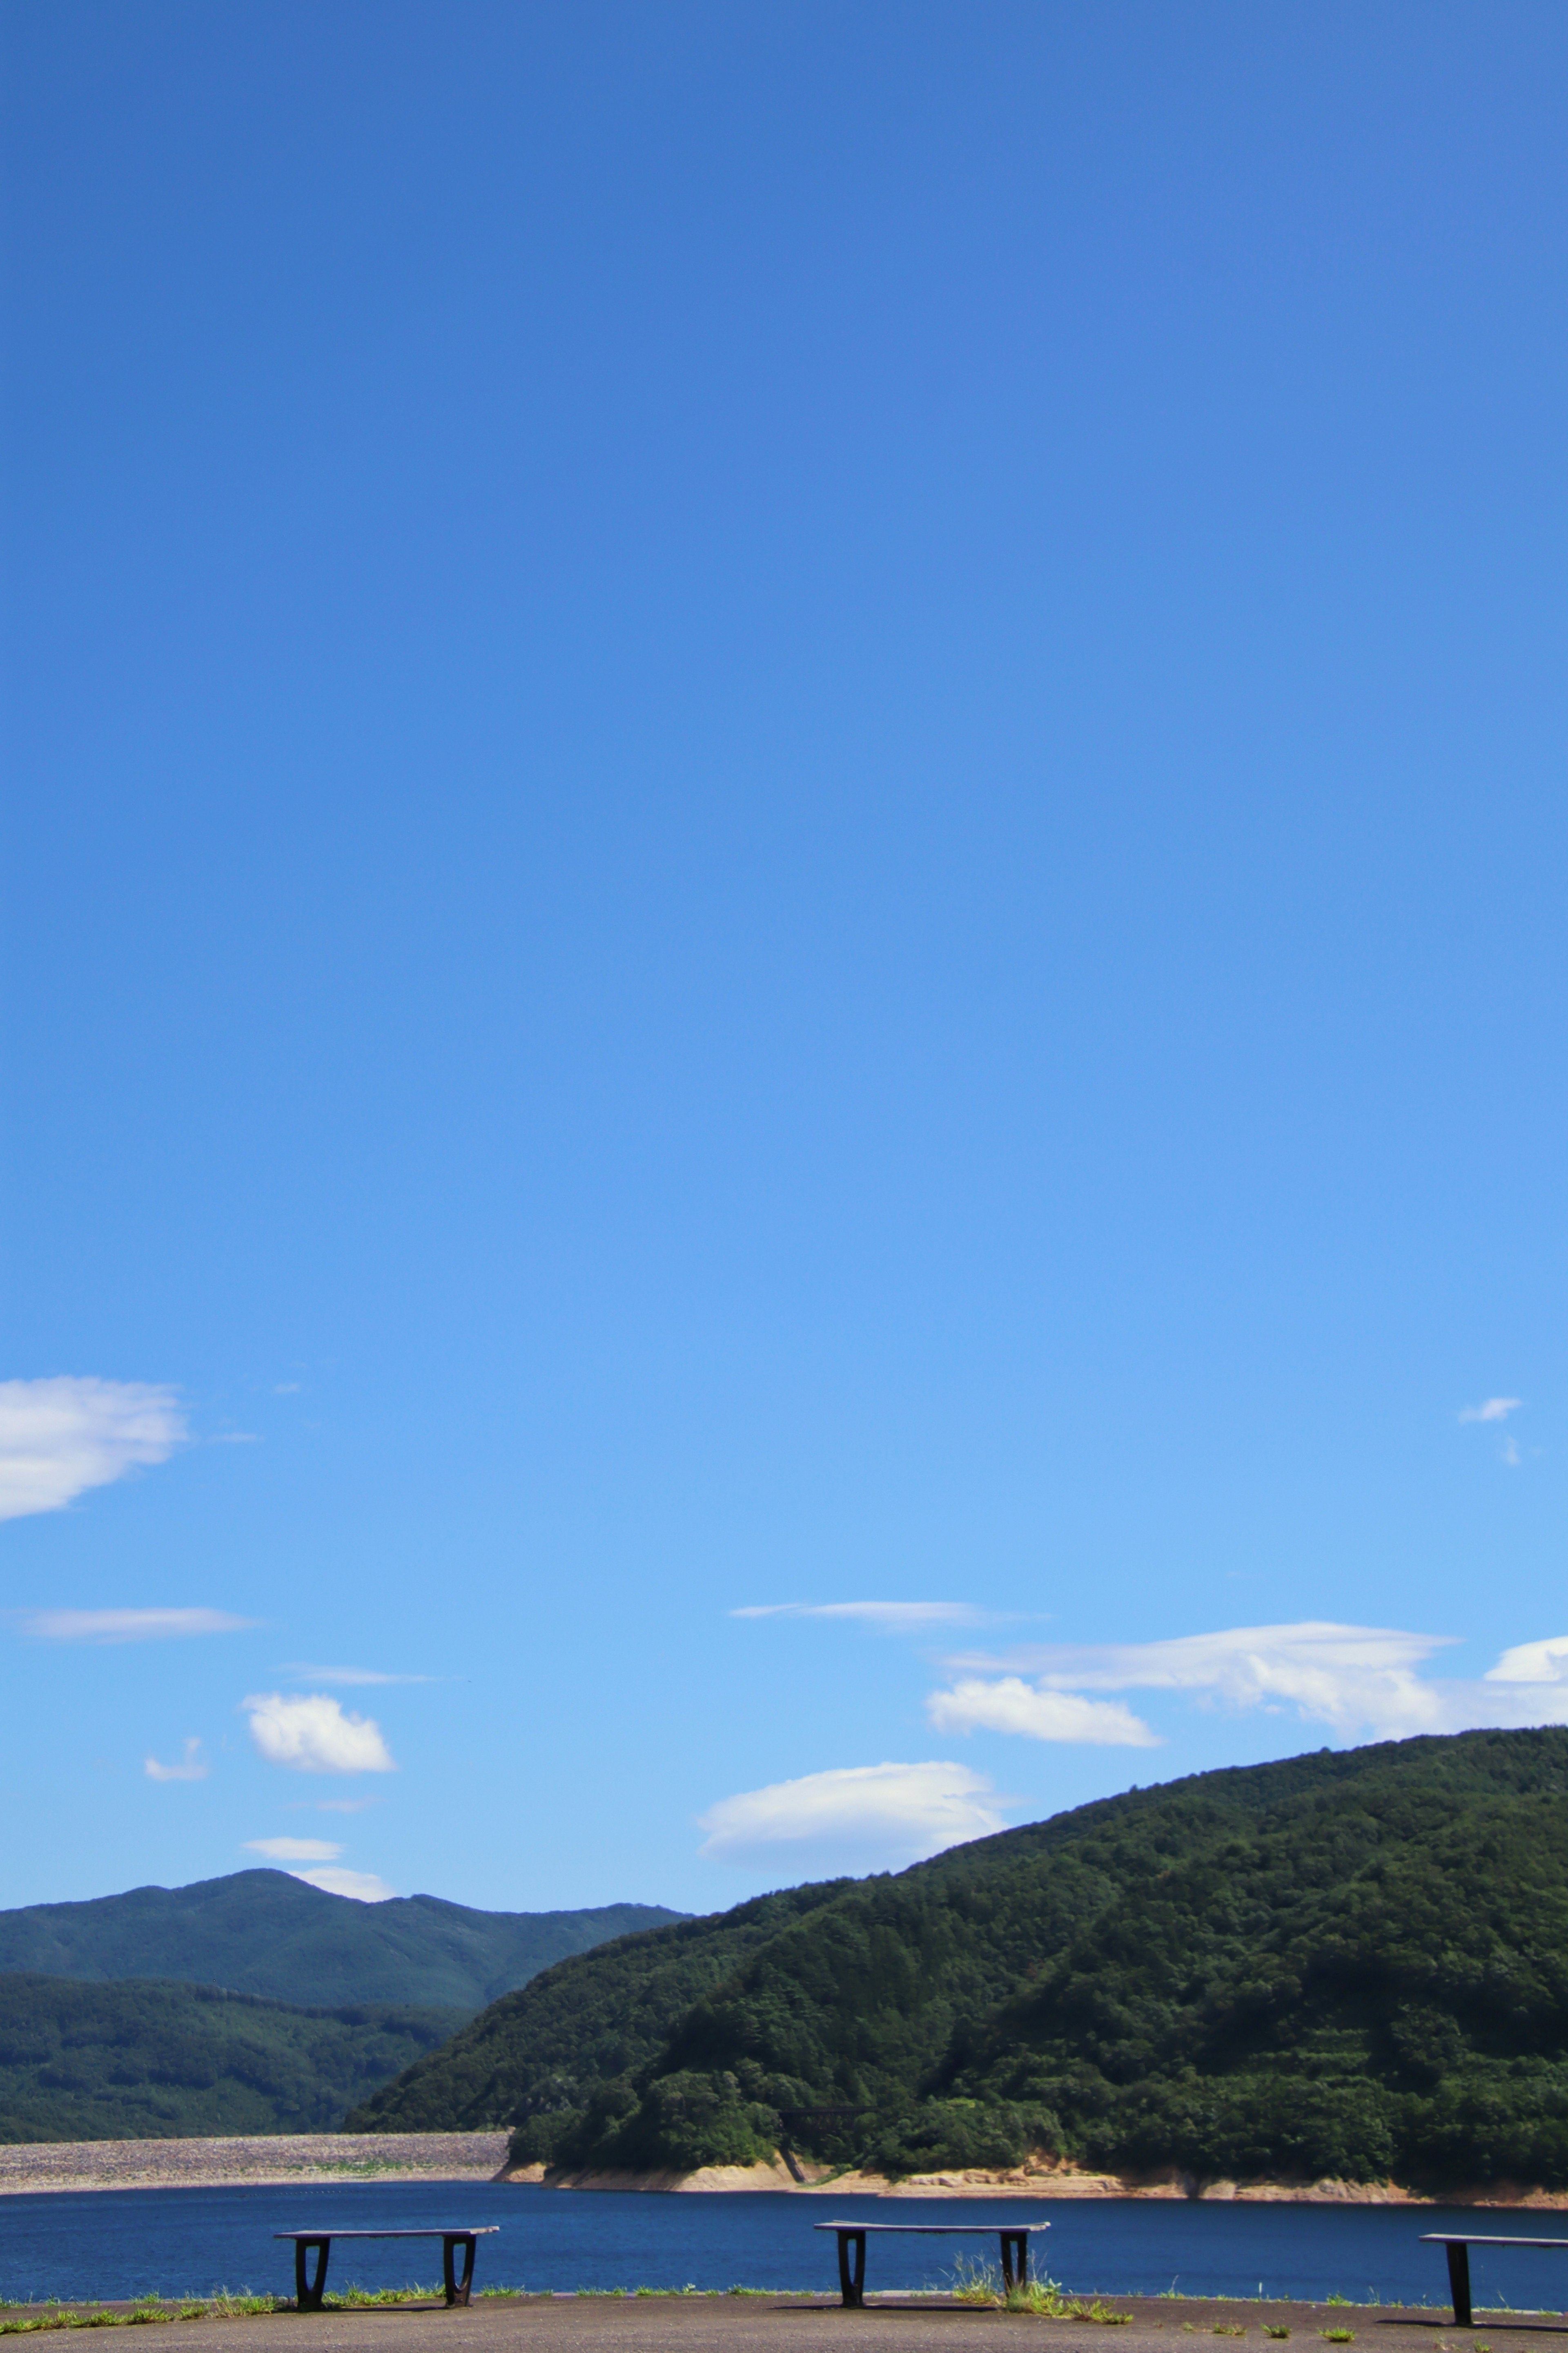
xmin=522 ymin=2156 xmax=1568 ymax=2207
xmin=4 ymin=2134 xmax=1566 ymax=2208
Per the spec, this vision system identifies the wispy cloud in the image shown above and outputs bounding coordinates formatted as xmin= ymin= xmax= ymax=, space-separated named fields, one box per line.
xmin=144 ymin=1738 xmax=207 ymax=1782
xmin=928 ymin=1679 xmax=1160 ymax=1746
xmin=930 ymin=1620 xmax=1568 ymax=1746
xmin=23 ymin=1608 xmax=257 ymax=1644
xmin=1486 ymin=1636 xmax=1568 ymax=1685
xmin=281 ymin=1663 xmax=432 ymax=1686
xmin=731 ymin=1601 xmax=985 ymax=1632
xmin=1460 ymin=1397 xmax=1522 ymax=1423
xmin=310 ymin=1797 xmax=379 ymax=1813
xmin=0 ymin=1378 xmax=186 ymax=1522
xmin=243 ymin=1836 xmax=343 ymax=1862
xmin=243 ymin=1693 xmax=396 ymax=1775
xmin=698 ymin=1760 xmax=1007 ymax=1866
xmin=292 ymin=1866 xmax=396 ymax=1902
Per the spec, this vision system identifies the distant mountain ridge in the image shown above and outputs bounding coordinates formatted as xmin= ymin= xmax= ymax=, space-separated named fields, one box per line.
xmin=0 ymin=1871 xmax=687 ymax=2013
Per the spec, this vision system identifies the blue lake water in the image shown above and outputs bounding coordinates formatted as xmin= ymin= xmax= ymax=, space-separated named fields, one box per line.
xmin=2 ymin=2181 xmax=1568 ymax=2311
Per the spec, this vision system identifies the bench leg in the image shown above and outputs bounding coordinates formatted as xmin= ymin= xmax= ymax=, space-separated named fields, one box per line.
xmin=443 ymin=2235 xmax=477 ymax=2308
xmin=1000 ymin=2233 xmax=1029 ymax=2295
xmin=1445 ymin=2244 xmax=1472 ymax=2329
xmin=837 ymin=2230 xmax=866 ymax=2308
xmin=294 ymin=2239 xmax=330 ymax=2312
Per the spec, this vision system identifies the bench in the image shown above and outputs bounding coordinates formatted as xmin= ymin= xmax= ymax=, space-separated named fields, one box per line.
xmin=274 ymin=2228 xmax=499 ymax=2311
xmin=1420 ymin=2234 xmax=1568 ymax=2328
xmin=814 ymin=2221 xmax=1050 ymax=2308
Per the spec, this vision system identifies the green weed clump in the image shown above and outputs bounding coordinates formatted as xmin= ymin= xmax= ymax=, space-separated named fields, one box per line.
xmin=952 ymin=2260 xmax=1130 ymax=2320
xmin=1321 ymin=2329 xmax=1356 ymax=2342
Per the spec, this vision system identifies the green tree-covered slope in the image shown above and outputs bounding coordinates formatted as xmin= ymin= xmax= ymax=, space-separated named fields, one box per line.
xmin=344 ymin=1882 xmax=848 ymax=2133
xmin=351 ymin=1730 xmax=1568 ymax=2190
xmin=0 ymin=1871 xmax=684 ymax=2012
xmin=0 ymin=1975 xmax=466 ymax=2141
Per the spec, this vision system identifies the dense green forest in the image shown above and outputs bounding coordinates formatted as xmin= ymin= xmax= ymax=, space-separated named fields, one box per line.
xmin=351 ymin=1729 xmax=1568 ymax=2190
xmin=0 ymin=1871 xmax=683 ymax=2011
xmin=0 ymin=1975 xmax=466 ymax=2141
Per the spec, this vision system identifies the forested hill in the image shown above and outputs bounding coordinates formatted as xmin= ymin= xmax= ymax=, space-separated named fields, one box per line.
xmin=349 ymin=1728 xmax=1568 ymax=2192
xmin=0 ymin=1872 xmax=685 ymax=2012
xmin=0 ymin=1974 xmax=465 ymax=2141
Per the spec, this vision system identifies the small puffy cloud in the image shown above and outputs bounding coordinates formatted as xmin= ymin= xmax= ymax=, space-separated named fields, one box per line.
xmin=243 ymin=1837 xmax=343 ymax=1862
xmin=145 ymin=1739 xmax=207 ymax=1783
xmin=1460 ymin=1397 xmax=1522 ymax=1423
xmin=281 ymin=1663 xmax=431 ymax=1686
xmin=1486 ymin=1636 xmax=1568 ymax=1685
xmin=293 ymin=1866 xmax=396 ymax=1902
xmin=244 ymin=1693 xmax=396 ymax=1775
xmin=0 ymin=1378 xmax=185 ymax=1521
xmin=928 ymin=1677 xmax=1160 ymax=1746
xmin=24 ymin=1608 xmax=256 ymax=1644
xmin=731 ymin=1601 xmax=984 ymax=1633
xmin=698 ymin=1760 xmax=1006 ymax=1867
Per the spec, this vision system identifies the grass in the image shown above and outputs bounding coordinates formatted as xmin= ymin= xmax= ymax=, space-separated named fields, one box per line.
xmin=951 ymin=2259 xmax=1132 ymax=2322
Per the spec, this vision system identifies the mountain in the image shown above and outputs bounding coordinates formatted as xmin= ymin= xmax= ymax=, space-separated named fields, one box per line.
xmin=0 ymin=1974 xmax=466 ymax=2141
xmin=348 ymin=1729 xmax=1568 ymax=2192
xmin=0 ymin=1871 xmax=686 ymax=2013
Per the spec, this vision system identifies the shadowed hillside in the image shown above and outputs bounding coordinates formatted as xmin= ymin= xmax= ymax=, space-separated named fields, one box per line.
xmin=349 ymin=1729 xmax=1568 ymax=2191
xmin=0 ymin=1975 xmax=466 ymax=2141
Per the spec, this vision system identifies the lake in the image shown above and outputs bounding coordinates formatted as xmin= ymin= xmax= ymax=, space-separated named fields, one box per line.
xmin=2 ymin=2181 xmax=1567 ymax=2310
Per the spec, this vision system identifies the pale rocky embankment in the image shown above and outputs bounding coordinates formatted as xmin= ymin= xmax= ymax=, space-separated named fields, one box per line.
xmin=0 ymin=2132 xmax=510 ymax=2196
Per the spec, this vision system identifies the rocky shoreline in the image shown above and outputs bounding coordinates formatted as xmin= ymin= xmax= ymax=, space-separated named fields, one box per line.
xmin=516 ymin=2154 xmax=1568 ymax=2206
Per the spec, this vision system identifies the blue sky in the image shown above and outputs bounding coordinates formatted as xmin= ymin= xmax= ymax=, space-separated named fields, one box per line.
xmin=3 ymin=0 xmax=1567 ymax=1918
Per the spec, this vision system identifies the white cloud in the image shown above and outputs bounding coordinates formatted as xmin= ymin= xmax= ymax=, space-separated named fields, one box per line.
xmin=145 ymin=1738 xmax=208 ymax=1782
xmin=292 ymin=1866 xmax=396 ymax=1902
xmin=731 ymin=1601 xmax=984 ymax=1632
xmin=698 ymin=1760 xmax=1007 ymax=1866
xmin=1486 ymin=1636 xmax=1568 ymax=1685
xmin=0 ymin=1378 xmax=185 ymax=1521
xmin=928 ymin=1677 xmax=1160 ymax=1746
xmin=23 ymin=1608 xmax=256 ymax=1644
xmin=243 ymin=1837 xmax=343 ymax=1862
xmin=1460 ymin=1397 xmax=1522 ymax=1423
xmin=931 ymin=1620 xmax=1568 ymax=1746
xmin=243 ymin=1693 xmax=396 ymax=1775
xmin=311 ymin=1797 xmax=378 ymax=1813
xmin=281 ymin=1663 xmax=432 ymax=1686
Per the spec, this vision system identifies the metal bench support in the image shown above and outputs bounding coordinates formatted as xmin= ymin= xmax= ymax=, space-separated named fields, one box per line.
xmin=443 ymin=2234 xmax=478 ymax=2308
xmin=836 ymin=2230 xmax=867 ymax=2308
xmin=1000 ymin=2231 xmax=1030 ymax=2294
xmin=294 ymin=2239 xmax=331 ymax=2313
xmin=1446 ymin=2244 xmax=1472 ymax=2330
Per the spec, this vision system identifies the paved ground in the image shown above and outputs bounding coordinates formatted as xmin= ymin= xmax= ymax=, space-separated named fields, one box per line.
xmin=9 ymin=2296 xmax=1566 ymax=2353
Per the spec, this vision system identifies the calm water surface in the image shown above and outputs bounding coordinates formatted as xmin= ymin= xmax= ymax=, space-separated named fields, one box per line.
xmin=2 ymin=2181 xmax=1566 ymax=2310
